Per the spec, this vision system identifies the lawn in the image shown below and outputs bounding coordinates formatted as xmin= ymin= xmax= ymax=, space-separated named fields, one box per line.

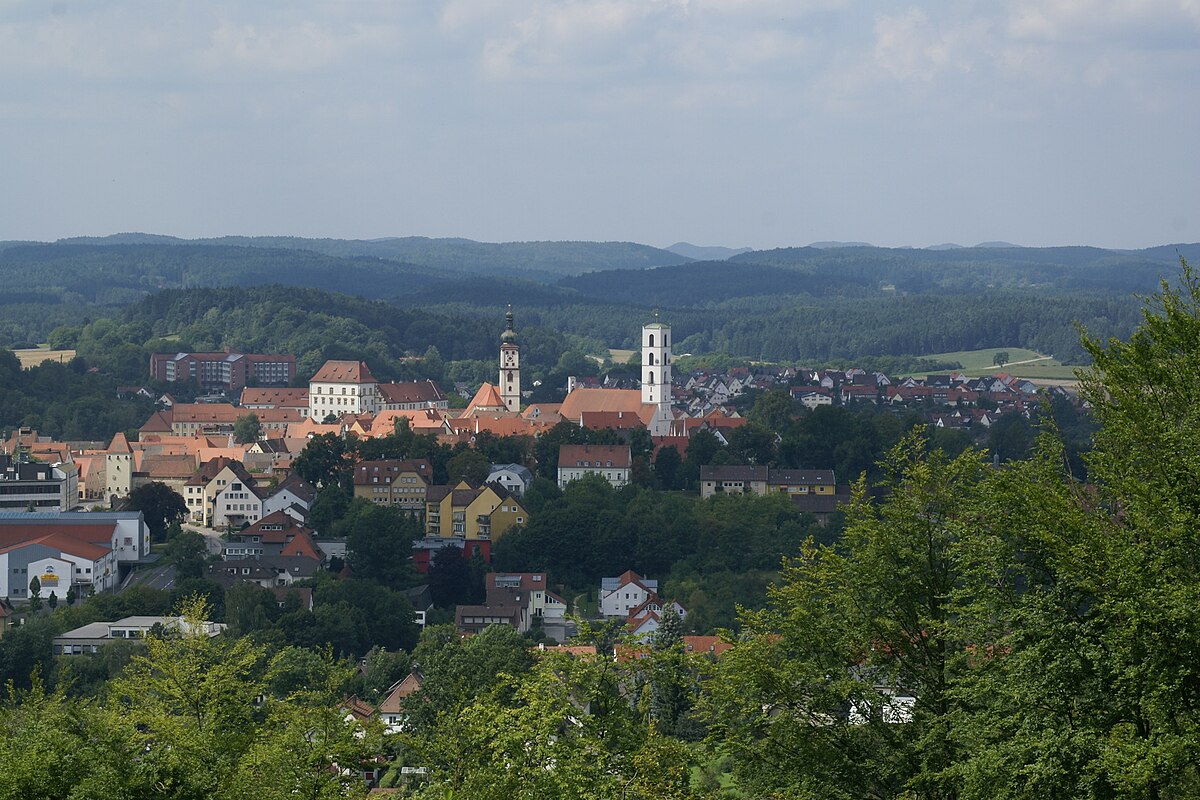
xmin=910 ymin=347 xmax=1083 ymax=382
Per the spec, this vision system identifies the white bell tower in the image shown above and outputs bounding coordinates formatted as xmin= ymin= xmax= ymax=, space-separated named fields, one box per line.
xmin=641 ymin=313 xmax=671 ymax=408
xmin=499 ymin=305 xmax=521 ymax=413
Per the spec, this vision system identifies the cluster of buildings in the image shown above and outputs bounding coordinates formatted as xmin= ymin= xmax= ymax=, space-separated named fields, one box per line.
xmin=0 ymin=511 xmax=150 ymax=602
xmin=448 ymin=568 xmax=688 ymax=642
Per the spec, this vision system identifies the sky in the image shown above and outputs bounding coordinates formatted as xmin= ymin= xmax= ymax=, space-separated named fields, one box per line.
xmin=1 ymin=0 xmax=1198 ymax=250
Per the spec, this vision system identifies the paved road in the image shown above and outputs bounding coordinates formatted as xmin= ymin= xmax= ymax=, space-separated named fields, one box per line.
xmin=125 ymin=563 xmax=177 ymax=592
xmin=181 ymin=522 xmax=225 ymax=556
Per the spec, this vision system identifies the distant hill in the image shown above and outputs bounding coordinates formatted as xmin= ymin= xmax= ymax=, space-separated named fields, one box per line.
xmin=727 ymin=244 xmax=1185 ymax=293
xmin=808 ymin=241 xmax=874 ymax=249
xmin=666 ymin=242 xmax=752 ymax=261
xmin=974 ymin=241 xmax=1022 ymax=249
xmin=47 ymin=234 xmax=692 ymax=280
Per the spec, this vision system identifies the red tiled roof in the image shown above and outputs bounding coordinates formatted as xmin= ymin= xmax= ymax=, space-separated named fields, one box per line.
xmin=465 ymin=383 xmax=507 ymax=412
xmin=559 ymin=388 xmax=645 ymax=420
xmin=239 ymin=387 xmax=309 ymax=407
xmin=0 ymin=527 xmax=115 ymax=561
xmin=557 ymin=444 xmax=631 ymax=469
xmin=378 ymin=381 xmax=445 ymax=404
xmin=310 ymin=360 xmax=377 ymax=384
xmin=683 ymin=636 xmax=732 ymax=657
xmin=579 ymin=411 xmax=645 ymax=431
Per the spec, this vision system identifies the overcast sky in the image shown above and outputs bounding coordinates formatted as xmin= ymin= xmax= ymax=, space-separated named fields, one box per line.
xmin=2 ymin=1 xmax=1197 ymax=249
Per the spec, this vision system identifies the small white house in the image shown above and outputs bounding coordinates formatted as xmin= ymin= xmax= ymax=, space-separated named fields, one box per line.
xmin=599 ymin=570 xmax=658 ymax=618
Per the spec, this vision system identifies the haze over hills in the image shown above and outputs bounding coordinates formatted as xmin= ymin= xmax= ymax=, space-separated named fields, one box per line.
xmin=48 ymin=233 xmax=693 ymax=280
xmin=666 ymin=242 xmax=753 ymax=261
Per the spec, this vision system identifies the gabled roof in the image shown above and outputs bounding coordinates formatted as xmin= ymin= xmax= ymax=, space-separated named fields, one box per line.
xmin=106 ymin=432 xmax=132 ymax=454
xmin=378 ymin=672 xmax=423 ymax=714
xmin=341 ymin=695 xmax=375 ymax=722
xmin=280 ymin=530 xmax=323 ymax=560
xmin=559 ymin=388 xmax=645 ymax=420
xmin=310 ymin=360 xmax=377 ymax=384
xmin=601 ymin=569 xmax=656 ymax=595
xmin=140 ymin=412 xmax=174 ymax=434
xmin=699 ymin=464 xmax=768 ymax=482
xmin=186 ymin=456 xmax=256 ymax=488
xmin=557 ymin=444 xmax=632 ymax=469
xmin=464 ymin=383 xmax=507 ymax=414
xmin=271 ymin=474 xmax=317 ymax=503
xmin=0 ymin=531 xmax=111 ymax=561
xmin=683 ymin=636 xmax=732 ymax=657
xmin=378 ymin=380 xmax=445 ymax=404
xmin=239 ymin=387 xmax=310 ymax=407
xmin=139 ymin=454 xmax=199 ymax=480
xmin=352 ymin=460 xmax=432 ymax=486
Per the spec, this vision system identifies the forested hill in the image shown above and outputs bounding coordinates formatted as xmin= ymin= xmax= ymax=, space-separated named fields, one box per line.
xmin=0 ymin=243 xmax=460 ymax=306
xmin=1 ymin=235 xmax=1195 ymax=365
xmin=45 ymin=234 xmax=694 ymax=279
xmin=725 ymin=243 xmax=1191 ymax=293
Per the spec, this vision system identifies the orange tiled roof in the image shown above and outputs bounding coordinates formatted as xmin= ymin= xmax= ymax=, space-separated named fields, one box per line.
xmin=559 ymin=388 xmax=645 ymax=419
xmin=464 ymin=383 xmax=507 ymax=414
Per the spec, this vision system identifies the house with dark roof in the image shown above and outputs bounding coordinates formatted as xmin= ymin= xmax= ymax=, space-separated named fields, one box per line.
xmin=0 ymin=454 xmax=78 ymax=512
xmin=207 ymin=555 xmax=321 ymax=588
xmin=699 ymin=465 xmax=769 ymax=498
xmin=352 ymin=459 xmax=432 ymax=515
xmin=377 ymin=380 xmax=448 ymax=411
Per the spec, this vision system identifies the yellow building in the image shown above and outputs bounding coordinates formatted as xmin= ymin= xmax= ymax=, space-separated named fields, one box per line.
xmin=424 ymin=481 xmax=527 ymax=541
xmin=352 ymin=459 xmax=432 ymax=515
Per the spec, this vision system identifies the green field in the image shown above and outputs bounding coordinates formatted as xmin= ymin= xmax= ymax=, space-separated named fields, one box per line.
xmin=914 ymin=347 xmax=1083 ymax=382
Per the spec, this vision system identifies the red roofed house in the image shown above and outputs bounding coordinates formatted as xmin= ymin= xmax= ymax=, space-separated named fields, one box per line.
xmin=557 ymin=444 xmax=631 ymax=489
xmin=222 ymin=511 xmax=323 ymax=561
xmin=599 ymin=570 xmax=658 ymax=618
xmin=308 ymin=360 xmax=379 ymax=421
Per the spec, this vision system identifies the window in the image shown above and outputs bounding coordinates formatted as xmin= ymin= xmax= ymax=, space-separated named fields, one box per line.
xmin=648 ymin=334 xmax=655 ymax=347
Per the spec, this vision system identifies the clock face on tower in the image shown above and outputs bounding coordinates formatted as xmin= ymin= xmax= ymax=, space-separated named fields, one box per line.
xmin=503 ymin=352 xmax=516 ymax=367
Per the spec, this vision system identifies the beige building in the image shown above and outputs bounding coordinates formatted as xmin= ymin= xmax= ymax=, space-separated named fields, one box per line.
xmin=698 ymin=465 xmax=836 ymax=500
xmin=352 ymin=459 xmax=432 ymax=515
xmin=182 ymin=457 xmax=261 ymax=527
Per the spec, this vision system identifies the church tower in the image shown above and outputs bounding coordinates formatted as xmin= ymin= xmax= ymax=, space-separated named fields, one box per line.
xmin=641 ymin=313 xmax=671 ymax=409
xmin=499 ymin=305 xmax=521 ymax=413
